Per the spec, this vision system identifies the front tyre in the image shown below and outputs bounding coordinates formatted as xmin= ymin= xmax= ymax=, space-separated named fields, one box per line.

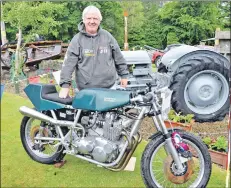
xmin=20 ymin=116 xmax=65 ymax=164
xmin=141 ymin=132 xmax=211 ymax=188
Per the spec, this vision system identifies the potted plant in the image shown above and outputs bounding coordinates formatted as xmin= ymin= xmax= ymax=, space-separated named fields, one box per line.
xmin=202 ymin=137 xmax=212 ymax=148
xmin=164 ymin=110 xmax=194 ymax=131
xmin=202 ymin=136 xmax=228 ymax=169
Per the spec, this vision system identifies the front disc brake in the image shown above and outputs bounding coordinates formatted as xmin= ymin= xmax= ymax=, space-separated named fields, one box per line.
xmin=164 ymin=155 xmax=195 ymax=184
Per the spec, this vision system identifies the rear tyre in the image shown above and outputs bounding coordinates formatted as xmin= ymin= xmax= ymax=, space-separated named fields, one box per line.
xmin=141 ymin=132 xmax=211 ymax=188
xmin=20 ymin=115 xmax=65 ymax=164
xmin=170 ymin=58 xmax=229 ymax=122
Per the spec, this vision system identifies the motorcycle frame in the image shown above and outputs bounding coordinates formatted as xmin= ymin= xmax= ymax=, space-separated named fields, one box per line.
xmin=32 ymin=100 xmax=184 ymax=171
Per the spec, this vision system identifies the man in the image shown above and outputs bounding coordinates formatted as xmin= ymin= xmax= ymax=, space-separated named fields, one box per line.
xmin=59 ymin=5 xmax=129 ymax=98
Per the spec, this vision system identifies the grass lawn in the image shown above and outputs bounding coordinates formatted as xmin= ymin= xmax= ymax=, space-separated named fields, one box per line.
xmin=1 ymin=92 xmax=227 ymax=187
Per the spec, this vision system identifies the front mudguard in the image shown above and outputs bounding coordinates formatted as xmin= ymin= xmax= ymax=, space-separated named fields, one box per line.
xmin=148 ymin=128 xmax=185 ymax=140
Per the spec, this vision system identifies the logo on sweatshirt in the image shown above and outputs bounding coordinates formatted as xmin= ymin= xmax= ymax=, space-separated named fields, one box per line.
xmin=83 ymin=49 xmax=95 ymax=57
xmin=99 ymin=46 xmax=108 ymax=54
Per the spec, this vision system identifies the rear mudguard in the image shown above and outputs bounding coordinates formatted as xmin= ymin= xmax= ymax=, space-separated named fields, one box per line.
xmin=24 ymin=84 xmax=65 ymax=111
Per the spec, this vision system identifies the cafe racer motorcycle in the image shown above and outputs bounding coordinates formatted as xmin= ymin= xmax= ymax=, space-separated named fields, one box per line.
xmin=19 ymin=80 xmax=211 ymax=187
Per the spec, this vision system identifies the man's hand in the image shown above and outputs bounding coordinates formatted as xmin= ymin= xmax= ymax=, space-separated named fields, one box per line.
xmin=120 ymin=78 xmax=128 ymax=88
xmin=59 ymin=88 xmax=70 ymax=98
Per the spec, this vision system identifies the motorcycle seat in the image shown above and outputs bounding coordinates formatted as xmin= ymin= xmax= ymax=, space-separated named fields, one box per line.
xmin=41 ymin=84 xmax=73 ymax=105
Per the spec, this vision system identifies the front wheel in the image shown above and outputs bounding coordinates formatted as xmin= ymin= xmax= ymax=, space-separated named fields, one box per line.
xmin=20 ymin=115 xmax=65 ymax=164
xmin=141 ymin=132 xmax=211 ymax=188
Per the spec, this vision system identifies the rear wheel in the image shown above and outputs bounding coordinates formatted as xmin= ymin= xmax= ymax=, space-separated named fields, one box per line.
xmin=170 ymin=58 xmax=229 ymax=122
xmin=20 ymin=114 xmax=65 ymax=164
xmin=141 ymin=132 xmax=211 ymax=188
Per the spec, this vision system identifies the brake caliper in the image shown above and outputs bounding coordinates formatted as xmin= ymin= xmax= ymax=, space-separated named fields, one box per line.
xmin=171 ymin=132 xmax=192 ymax=158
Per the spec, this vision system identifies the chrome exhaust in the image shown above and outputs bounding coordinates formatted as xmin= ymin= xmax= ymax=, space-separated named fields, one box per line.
xmin=19 ymin=106 xmax=74 ymax=127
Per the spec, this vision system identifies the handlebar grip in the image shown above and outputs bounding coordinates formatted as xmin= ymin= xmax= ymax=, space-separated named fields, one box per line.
xmin=143 ymin=93 xmax=153 ymax=102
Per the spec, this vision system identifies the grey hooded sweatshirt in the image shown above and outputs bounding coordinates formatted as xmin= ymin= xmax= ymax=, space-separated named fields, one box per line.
xmin=60 ymin=22 xmax=129 ymax=90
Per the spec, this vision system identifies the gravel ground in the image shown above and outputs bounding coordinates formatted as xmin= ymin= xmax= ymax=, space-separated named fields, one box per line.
xmin=140 ymin=115 xmax=229 ymax=141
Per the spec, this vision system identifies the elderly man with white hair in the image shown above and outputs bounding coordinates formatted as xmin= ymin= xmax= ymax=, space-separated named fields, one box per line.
xmin=59 ymin=5 xmax=129 ymax=98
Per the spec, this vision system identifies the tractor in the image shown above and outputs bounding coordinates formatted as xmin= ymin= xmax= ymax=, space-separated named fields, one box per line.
xmin=120 ymin=44 xmax=230 ymax=122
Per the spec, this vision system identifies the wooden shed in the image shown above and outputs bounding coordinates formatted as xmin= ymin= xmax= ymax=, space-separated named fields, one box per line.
xmin=214 ymin=29 xmax=230 ymax=62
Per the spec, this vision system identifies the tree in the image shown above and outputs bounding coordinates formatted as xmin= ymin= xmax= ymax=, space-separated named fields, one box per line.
xmin=3 ymin=2 xmax=65 ymax=77
xmin=158 ymin=1 xmax=223 ymax=46
xmin=218 ymin=2 xmax=231 ymax=30
xmin=98 ymin=1 xmax=124 ymax=47
xmin=120 ymin=2 xmax=145 ymax=49
xmin=143 ymin=2 xmax=165 ymax=49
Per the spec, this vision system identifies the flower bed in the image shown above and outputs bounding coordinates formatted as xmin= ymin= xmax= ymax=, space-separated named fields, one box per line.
xmin=208 ymin=149 xmax=228 ymax=169
xmin=202 ymin=136 xmax=228 ymax=169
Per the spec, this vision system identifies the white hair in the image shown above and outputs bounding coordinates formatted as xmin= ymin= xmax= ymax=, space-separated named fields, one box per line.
xmin=82 ymin=5 xmax=102 ymax=21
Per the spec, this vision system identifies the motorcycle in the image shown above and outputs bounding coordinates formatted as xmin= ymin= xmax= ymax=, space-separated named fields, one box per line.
xmin=19 ymin=82 xmax=211 ymax=187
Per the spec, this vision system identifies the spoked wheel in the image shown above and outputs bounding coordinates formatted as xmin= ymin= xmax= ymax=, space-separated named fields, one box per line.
xmin=141 ymin=132 xmax=211 ymax=188
xmin=20 ymin=115 xmax=65 ymax=164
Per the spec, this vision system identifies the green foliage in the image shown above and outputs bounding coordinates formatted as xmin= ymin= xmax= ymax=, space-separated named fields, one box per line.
xmin=2 ymin=1 xmax=229 ymax=49
xmin=168 ymin=109 xmax=194 ymax=123
xmin=157 ymin=1 xmax=225 ymax=46
xmin=143 ymin=2 xmax=165 ymax=49
xmin=211 ymin=136 xmax=228 ymax=151
xmin=99 ymin=1 xmax=124 ymax=47
xmin=167 ymin=32 xmax=179 ymax=45
xmin=3 ymin=2 xmax=65 ymax=41
xmin=219 ymin=2 xmax=230 ymax=30
xmin=56 ymin=2 xmax=82 ymax=42
xmin=120 ymin=1 xmax=145 ymax=48
xmin=202 ymin=137 xmax=212 ymax=146
xmin=202 ymin=136 xmax=228 ymax=152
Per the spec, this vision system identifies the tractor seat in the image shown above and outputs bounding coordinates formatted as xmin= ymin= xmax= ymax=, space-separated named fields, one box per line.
xmin=41 ymin=84 xmax=73 ymax=105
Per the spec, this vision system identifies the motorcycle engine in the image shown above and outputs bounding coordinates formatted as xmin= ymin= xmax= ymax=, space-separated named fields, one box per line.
xmin=72 ymin=111 xmax=134 ymax=163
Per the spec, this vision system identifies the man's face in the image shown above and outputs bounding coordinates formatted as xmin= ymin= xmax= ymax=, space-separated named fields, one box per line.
xmin=83 ymin=12 xmax=100 ymax=35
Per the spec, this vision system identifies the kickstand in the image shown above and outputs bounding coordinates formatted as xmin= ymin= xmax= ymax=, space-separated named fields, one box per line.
xmin=54 ymin=160 xmax=67 ymax=168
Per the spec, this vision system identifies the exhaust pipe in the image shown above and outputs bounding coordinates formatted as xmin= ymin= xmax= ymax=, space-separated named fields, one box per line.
xmin=19 ymin=106 xmax=74 ymax=127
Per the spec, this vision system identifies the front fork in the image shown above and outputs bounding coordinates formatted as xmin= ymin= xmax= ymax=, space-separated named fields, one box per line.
xmin=151 ymin=104 xmax=185 ymax=171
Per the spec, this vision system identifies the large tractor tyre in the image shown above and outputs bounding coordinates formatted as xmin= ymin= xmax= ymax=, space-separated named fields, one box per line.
xmin=170 ymin=57 xmax=229 ymax=122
